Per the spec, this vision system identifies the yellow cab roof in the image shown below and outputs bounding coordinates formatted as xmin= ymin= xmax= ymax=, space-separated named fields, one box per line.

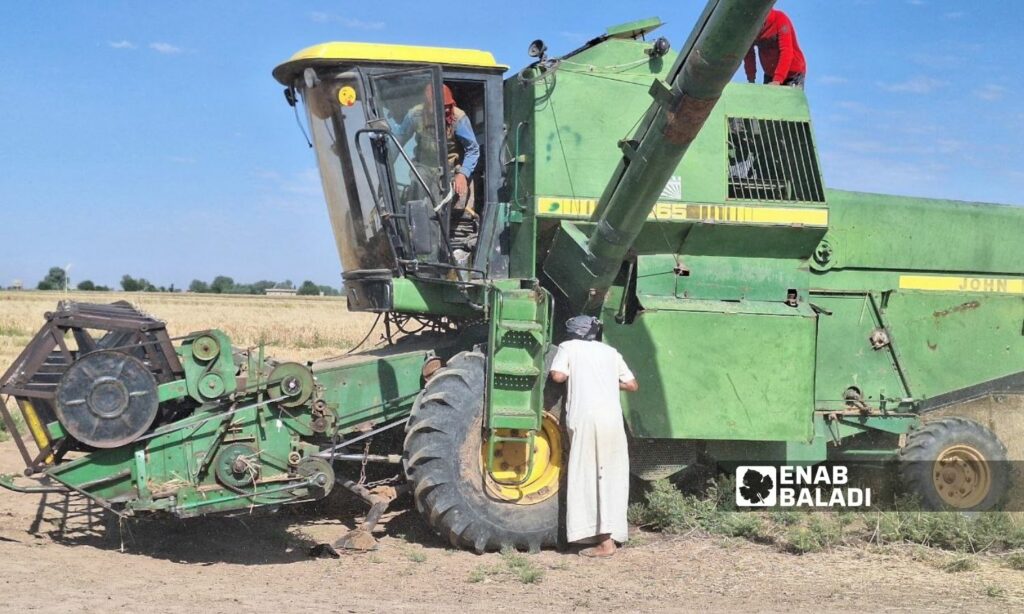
xmin=273 ymin=42 xmax=507 ymax=84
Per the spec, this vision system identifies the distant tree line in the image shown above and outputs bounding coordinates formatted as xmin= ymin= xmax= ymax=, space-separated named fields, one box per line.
xmin=28 ymin=266 xmax=339 ymax=296
xmin=187 ymin=276 xmax=338 ymax=296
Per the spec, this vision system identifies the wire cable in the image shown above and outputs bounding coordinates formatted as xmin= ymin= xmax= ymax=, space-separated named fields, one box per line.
xmin=345 ymin=312 xmax=382 ymax=355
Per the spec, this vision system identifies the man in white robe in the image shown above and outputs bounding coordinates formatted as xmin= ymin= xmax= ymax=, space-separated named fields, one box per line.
xmin=549 ymin=315 xmax=638 ymax=558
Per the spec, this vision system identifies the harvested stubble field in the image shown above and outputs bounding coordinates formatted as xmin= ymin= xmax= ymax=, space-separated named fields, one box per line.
xmin=2 ymin=289 xmax=1024 ymax=612
xmin=0 ymin=290 xmax=378 ymax=375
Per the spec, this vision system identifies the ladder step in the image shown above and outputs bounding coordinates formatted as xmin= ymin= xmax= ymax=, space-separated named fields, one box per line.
xmin=490 ymin=405 xmax=535 ymax=417
xmin=493 ymin=362 xmax=541 ymax=377
xmin=498 ymin=321 xmax=543 ymax=333
xmin=489 ymin=412 xmax=541 ymax=432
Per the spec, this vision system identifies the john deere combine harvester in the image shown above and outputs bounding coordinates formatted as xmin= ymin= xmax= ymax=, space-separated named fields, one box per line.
xmin=3 ymin=0 xmax=1023 ymax=552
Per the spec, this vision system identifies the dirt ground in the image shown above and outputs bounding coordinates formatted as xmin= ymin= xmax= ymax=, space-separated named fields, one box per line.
xmin=1 ymin=442 xmax=1023 ymax=613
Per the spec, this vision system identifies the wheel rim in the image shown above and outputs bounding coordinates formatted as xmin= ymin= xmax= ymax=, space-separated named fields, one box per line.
xmin=482 ymin=413 xmax=562 ymax=505
xmin=932 ymin=444 xmax=991 ymax=509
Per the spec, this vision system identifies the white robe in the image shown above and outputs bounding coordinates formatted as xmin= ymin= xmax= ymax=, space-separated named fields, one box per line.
xmin=550 ymin=339 xmax=635 ymax=543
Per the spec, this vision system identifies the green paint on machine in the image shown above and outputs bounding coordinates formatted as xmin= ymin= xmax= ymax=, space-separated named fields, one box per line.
xmin=3 ymin=0 xmax=1023 ymax=549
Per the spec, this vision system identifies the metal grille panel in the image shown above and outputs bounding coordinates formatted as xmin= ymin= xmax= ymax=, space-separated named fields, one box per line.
xmin=727 ymin=117 xmax=825 ymax=203
xmin=628 ymin=437 xmax=699 ymax=481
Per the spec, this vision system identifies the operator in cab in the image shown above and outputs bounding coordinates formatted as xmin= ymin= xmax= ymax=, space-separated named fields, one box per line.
xmin=392 ymin=84 xmax=481 ymax=269
xmin=744 ymin=8 xmax=807 ymax=88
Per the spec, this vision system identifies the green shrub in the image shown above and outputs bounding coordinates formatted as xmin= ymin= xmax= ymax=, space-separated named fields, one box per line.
xmin=870 ymin=506 xmax=1024 ymax=552
xmin=942 ymin=556 xmax=977 ymax=573
xmin=986 ymin=585 xmax=1005 ymax=599
xmin=1005 ymin=552 xmax=1024 ymax=570
xmin=500 ymin=547 xmax=544 ymax=584
xmin=718 ymin=513 xmax=765 ymax=540
xmin=630 ymin=474 xmax=1024 ymax=556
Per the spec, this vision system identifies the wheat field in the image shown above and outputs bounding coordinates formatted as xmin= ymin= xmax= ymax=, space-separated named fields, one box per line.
xmin=0 ymin=291 xmax=379 ymax=376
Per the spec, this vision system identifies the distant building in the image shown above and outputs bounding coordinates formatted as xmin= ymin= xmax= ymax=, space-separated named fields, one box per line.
xmin=10 ymin=279 xmax=22 ymax=291
xmin=264 ymin=287 xmax=298 ymax=297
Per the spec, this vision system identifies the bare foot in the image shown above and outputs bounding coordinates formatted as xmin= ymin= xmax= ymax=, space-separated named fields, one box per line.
xmin=579 ymin=537 xmax=617 ymax=558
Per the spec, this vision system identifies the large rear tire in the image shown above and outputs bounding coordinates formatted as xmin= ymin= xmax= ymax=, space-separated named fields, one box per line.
xmin=403 ymin=351 xmax=560 ymax=552
xmin=899 ymin=417 xmax=1008 ymax=511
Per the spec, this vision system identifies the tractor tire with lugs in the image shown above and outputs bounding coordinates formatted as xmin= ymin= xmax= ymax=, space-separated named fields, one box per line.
xmin=899 ymin=417 xmax=1008 ymax=511
xmin=403 ymin=351 xmax=558 ymax=552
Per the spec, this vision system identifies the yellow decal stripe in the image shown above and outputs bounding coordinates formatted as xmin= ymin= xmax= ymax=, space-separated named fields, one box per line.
xmin=899 ymin=275 xmax=1024 ymax=295
xmin=536 ymin=197 xmax=828 ymax=227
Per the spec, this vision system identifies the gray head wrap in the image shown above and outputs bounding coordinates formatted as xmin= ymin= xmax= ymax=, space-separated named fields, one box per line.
xmin=565 ymin=315 xmax=601 ymax=341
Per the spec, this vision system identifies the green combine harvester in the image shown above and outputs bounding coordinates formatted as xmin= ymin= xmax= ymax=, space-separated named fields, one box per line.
xmin=3 ymin=0 xmax=1022 ymax=552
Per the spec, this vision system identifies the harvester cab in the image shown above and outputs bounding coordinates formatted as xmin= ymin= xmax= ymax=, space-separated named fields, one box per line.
xmin=272 ymin=45 xmax=509 ymax=311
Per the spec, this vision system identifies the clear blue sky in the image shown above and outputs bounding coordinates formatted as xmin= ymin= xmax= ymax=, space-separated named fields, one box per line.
xmin=1 ymin=1 xmax=1020 ymax=289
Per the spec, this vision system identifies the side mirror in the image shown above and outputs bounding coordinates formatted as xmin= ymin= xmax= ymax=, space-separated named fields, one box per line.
xmin=303 ymin=67 xmax=320 ymax=89
xmin=528 ymin=39 xmax=547 ymax=61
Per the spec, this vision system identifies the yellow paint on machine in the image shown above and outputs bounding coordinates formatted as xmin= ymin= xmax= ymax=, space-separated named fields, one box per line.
xmin=535 ymin=197 xmax=829 ymax=227
xmin=282 ymin=42 xmax=506 ymax=69
xmin=899 ymin=275 xmax=1024 ymax=295
xmin=21 ymin=400 xmax=54 ymax=464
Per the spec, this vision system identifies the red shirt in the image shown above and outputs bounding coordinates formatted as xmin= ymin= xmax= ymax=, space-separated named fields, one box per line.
xmin=744 ymin=10 xmax=806 ymax=84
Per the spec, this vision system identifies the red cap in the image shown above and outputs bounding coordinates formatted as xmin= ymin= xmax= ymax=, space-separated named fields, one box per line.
xmin=425 ymin=83 xmax=456 ymax=107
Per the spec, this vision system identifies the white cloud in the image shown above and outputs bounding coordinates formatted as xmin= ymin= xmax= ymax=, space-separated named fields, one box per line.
xmin=823 ymin=149 xmax=949 ymax=198
xmin=252 ymin=169 xmax=283 ymax=181
xmin=877 ymin=76 xmax=948 ymax=94
xmin=257 ymin=169 xmax=324 ymax=212
xmin=974 ymin=84 xmax=1007 ymax=101
xmin=841 ymin=140 xmax=889 ymax=154
xmin=909 ymin=52 xmax=963 ymax=71
xmin=933 ymin=139 xmax=966 ymax=155
xmin=108 ymin=40 xmax=136 ymax=50
xmin=944 ymin=11 xmax=966 ymax=19
xmin=907 ymin=0 xmax=926 ymax=5
xmin=819 ymin=75 xmax=848 ymax=85
xmin=309 ymin=12 xmax=385 ymax=30
xmin=149 ymin=42 xmax=183 ymax=54
xmin=837 ymin=100 xmax=871 ymax=113
xmin=283 ymin=168 xmax=323 ymax=196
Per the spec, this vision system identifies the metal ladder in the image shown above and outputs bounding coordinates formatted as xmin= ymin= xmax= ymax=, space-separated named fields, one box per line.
xmin=484 ymin=284 xmax=552 ymax=486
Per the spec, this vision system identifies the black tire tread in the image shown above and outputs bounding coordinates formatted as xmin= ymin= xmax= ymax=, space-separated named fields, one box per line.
xmin=403 ymin=351 xmax=558 ymax=552
xmin=898 ymin=417 xmax=1008 ymax=511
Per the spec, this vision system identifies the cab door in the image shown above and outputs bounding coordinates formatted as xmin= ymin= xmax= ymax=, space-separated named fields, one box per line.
xmin=366 ymin=66 xmax=453 ymax=271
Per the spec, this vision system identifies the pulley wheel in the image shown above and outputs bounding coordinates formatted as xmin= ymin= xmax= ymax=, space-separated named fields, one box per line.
xmin=214 ymin=442 xmax=260 ymax=489
xmin=269 ymin=362 xmax=314 ymax=408
xmin=56 ymin=350 xmax=159 ymax=448
xmin=192 ymin=335 xmax=221 ymax=361
xmin=297 ymin=456 xmax=335 ymax=497
xmin=199 ymin=373 xmax=226 ymax=399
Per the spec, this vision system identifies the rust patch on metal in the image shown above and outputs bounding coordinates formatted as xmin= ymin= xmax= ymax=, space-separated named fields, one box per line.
xmin=421 ymin=356 xmax=443 ymax=381
xmin=663 ymin=94 xmax=718 ymax=145
xmin=933 ymin=301 xmax=981 ymax=319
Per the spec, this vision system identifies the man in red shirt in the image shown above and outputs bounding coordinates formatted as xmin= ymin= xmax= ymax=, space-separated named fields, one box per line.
xmin=744 ymin=9 xmax=807 ymax=88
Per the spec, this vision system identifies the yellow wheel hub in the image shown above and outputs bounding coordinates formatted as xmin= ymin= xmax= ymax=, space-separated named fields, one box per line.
xmin=932 ymin=444 xmax=992 ymax=509
xmin=482 ymin=413 xmax=562 ymax=505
